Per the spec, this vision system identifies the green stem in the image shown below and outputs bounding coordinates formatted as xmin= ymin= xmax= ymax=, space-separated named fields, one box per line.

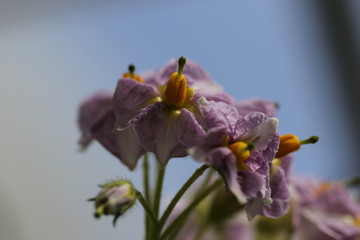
xmin=158 ymin=165 xmax=209 ymax=231
xmin=143 ymin=154 xmax=151 ymax=240
xmin=136 ymin=190 xmax=158 ymax=226
xmin=160 ymin=180 xmax=222 ymax=240
xmin=153 ymin=165 xmax=166 ymax=218
xmin=143 ymin=153 xmax=151 ymax=202
xmin=196 ymin=168 xmax=215 ymax=195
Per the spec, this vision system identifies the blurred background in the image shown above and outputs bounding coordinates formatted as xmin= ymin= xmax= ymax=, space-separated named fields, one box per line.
xmin=1 ymin=0 xmax=359 ymax=239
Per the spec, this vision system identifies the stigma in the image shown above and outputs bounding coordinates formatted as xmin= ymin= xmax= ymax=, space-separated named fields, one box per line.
xmin=164 ymin=57 xmax=187 ymax=107
xmin=228 ymin=141 xmax=254 ymax=171
xmin=122 ymin=64 xmax=144 ymax=83
xmin=275 ymin=134 xmax=319 ymax=158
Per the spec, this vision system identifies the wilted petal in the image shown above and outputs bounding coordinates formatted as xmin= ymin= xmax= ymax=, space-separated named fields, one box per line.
xmin=78 ymin=91 xmax=113 ymax=148
xmin=91 ymin=110 xmax=144 ymax=170
xmin=112 ymin=78 xmax=160 ymax=128
xmin=235 ymin=98 xmax=277 ymax=117
xmin=205 ymin=147 xmax=247 ymax=204
xmin=135 ymin=103 xmax=205 ymax=166
xmin=261 ymin=166 xmax=289 ymax=217
xmin=245 ymin=166 xmax=289 ymax=220
xmin=239 ymin=168 xmax=267 ymax=199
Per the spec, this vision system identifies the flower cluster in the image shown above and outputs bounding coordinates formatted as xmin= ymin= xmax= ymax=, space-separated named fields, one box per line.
xmin=78 ymin=57 xmax=360 ymax=240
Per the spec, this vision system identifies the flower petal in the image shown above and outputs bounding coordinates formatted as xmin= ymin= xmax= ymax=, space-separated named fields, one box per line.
xmin=78 ymin=91 xmax=113 ymax=148
xmin=235 ymin=98 xmax=277 ymax=117
xmin=91 ymin=110 xmax=144 ymax=170
xmin=245 ymin=166 xmax=289 ymax=220
xmin=204 ymin=147 xmax=247 ymax=204
xmin=112 ymin=78 xmax=160 ymax=128
xmin=196 ymin=97 xmax=240 ymax=141
xmin=261 ymin=166 xmax=290 ymax=217
xmin=134 ymin=103 xmax=205 ymax=166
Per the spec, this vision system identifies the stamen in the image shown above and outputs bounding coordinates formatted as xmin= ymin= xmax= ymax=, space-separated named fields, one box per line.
xmin=275 ymin=134 xmax=319 ymax=158
xmin=228 ymin=141 xmax=252 ymax=171
xmin=122 ymin=64 xmax=144 ymax=83
xmin=275 ymin=134 xmax=300 ymax=158
xmin=164 ymin=57 xmax=187 ymax=107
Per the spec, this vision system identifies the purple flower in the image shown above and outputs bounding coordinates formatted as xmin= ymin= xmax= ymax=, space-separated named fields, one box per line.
xmin=112 ymin=57 xmax=231 ymax=165
xmin=191 ymin=97 xmax=282 ymax=219
xmin=78 ymin=91 xmax=144 ymax=170
xmin=291 ymin=178 xmax=360 ymax=239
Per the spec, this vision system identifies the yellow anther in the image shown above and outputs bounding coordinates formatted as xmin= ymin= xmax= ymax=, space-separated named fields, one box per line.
xmin=122 ymin=64 xmax=144 ymax=83
xmin=122 ymin=73 xmax=144 ymax=83
xmin=275 ymin=134 xmax=301 ymax=158
xmin=164 ymin=72 xmax=187 ymax=106
xmin=228 ymin=141 xmax=251 ymax=171
xmin=272 ymin=158 xmax=282 ymax=167
xmin=164 ymin=57 xmax=187 ymax=107
xmin=275 ymin=134 xmax=319 ymax=158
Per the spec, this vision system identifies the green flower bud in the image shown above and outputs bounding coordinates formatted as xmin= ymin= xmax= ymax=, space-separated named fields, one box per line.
xmin=90 ymin=180 xmax=136 ymax=226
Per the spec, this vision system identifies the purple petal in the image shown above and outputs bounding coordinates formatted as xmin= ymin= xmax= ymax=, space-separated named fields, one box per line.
xmin=239 ymin=170 xmax=267 ymax=200
xmin=192 ymin=92 xmax=234 ymax=105
xmin=278 ymin=155 xmax=294 ymax=181
xmin=78 ymin=91 xmax=113 ymax=148
xmin=235 ymin=98 xmax=277 ymax=117
xmin=295 ymin=210 xmax=360 ymax=240
xmin=134 ymin=103 xmax=205 ymax=166
xmin=261 ymin=166 xmax=290 ymax=217
xmin=196 ymin=97 xmax=241 ymax=142
xmin=245 ymin=166 xmax=289 ymax=220
xmin=112 ymin=78 xmax=160 ymax=128
xmin=91 ymin=110 xmax=144 ymax=170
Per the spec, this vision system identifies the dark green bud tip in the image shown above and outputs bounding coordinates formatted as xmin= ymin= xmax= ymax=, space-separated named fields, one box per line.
xmin=128 ymin=64 xmax=135 ymax=74
xmin=177 ymin=56 xmax=186 ymax=75
xmin=300 ymin=136 xmax=319 ymax=145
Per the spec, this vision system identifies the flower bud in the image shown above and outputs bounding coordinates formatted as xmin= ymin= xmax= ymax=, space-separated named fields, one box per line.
xmin=90 ymin=180 xmax=136 ymax=226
